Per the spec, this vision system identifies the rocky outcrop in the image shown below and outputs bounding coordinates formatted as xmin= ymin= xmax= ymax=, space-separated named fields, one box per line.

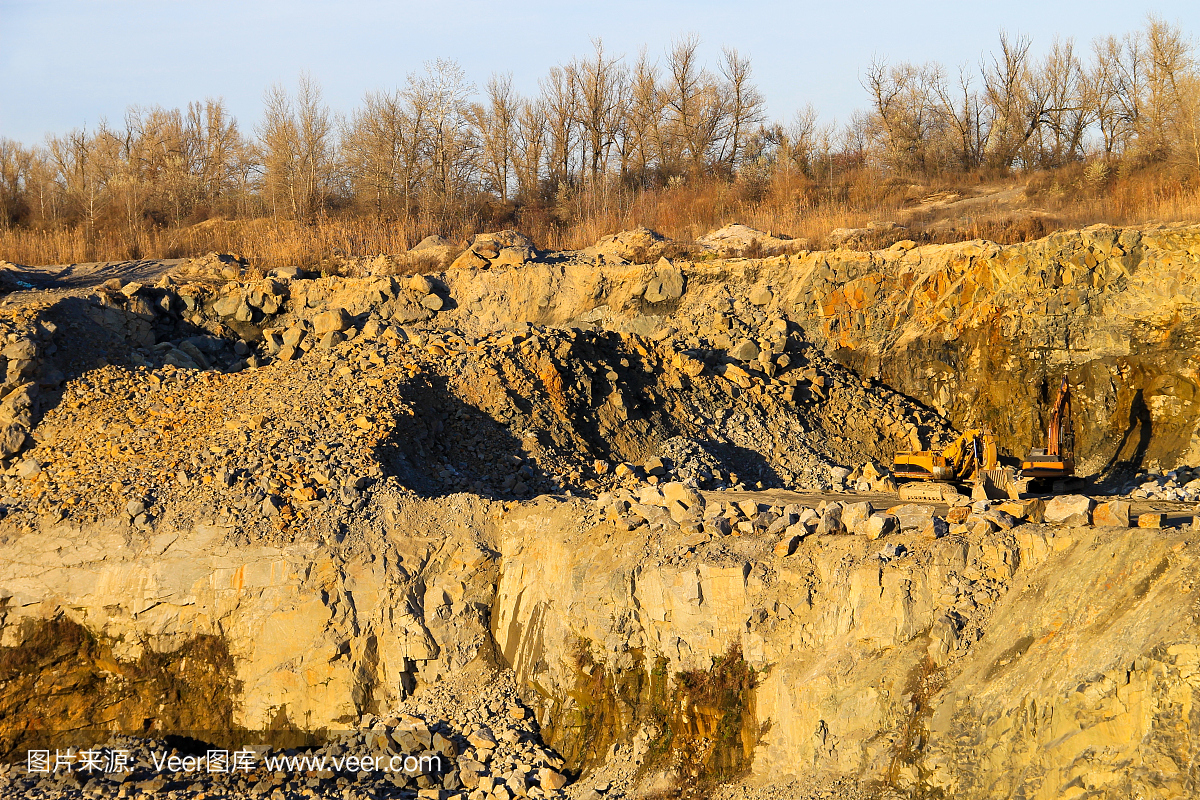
xmin=450 ymin=231 xmax=538 ymax=271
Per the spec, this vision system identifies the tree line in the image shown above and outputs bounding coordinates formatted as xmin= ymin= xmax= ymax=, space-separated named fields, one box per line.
xmin=0 ymin=18 xmax=1196 ymax=246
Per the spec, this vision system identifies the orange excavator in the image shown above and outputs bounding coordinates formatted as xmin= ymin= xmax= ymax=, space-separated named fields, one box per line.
xmin=1021 ymin=375 xmax=1075 ymax=482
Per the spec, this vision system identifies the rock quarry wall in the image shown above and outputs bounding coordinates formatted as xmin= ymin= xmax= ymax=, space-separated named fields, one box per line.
xmin=4 ymin=494 xmax=1197 ymax=799
xmin=1 ymin=223 xmax=1199 ymax=798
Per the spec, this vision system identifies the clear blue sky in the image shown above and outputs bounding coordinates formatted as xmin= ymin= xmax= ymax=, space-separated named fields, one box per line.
xmin=1 ymin=0 xmax=1197 ymax=144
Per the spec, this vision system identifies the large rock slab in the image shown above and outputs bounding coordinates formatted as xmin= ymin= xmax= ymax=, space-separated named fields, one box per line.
xmin=1044 ymin=494 xmax=1094 ymax=526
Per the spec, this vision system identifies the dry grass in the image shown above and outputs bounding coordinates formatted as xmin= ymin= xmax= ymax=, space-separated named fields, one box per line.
xmin=2 ymin=165 xmax=1198 ymax=268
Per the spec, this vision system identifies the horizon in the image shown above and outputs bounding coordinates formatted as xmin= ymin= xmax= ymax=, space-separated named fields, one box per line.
xmin=2 ymin=0 xmax=1198 ymax=144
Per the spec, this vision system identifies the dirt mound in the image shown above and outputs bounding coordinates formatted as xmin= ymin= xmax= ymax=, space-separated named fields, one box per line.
xmin=696 ymin=223 xmax=798 ymax=256
xmin=408 ymin=234 xmax=459 ymax=268
xmin=170 ymin=252 xmax=248 ymax=281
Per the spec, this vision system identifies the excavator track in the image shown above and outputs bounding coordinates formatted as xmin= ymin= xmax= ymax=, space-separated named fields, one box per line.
xmin=898 ymin=481 xmax=959 ymax=503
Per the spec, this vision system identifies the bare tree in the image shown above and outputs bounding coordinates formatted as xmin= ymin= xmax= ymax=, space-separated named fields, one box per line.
xmin=625 ymin=50 xmax=664 ymax=185
xmin=343 ymin=88 xmax=423 ymax=217
xmin=512 ymin=99 xmax=546 ymax=201
xmin=540 ymin=64 xmax=580 ymax=186
xmin=1140 ymin=16 xmax=1193 ymax=161
xmin=1090 ymin=35 xmax=1134 ymax=156
xmin=405 ymin=59 xmax=478 ymax=217
xmin=47 ymin=126 xmax=113 ymax=240
xmin=0 ymin=139 xmax=32 ymax=231
xmin=573 ymin=39 xmax=629 ymax=181
xmin=864 ymin=58 xmax=943 ymax=173
xmin=663 ymin=34 xmax=708 ymax=174
xmin=1034 ymin=38 xmax=1090 ymax=167
xmin=258 ymin=74 xmax=335 ymax=221
xmin=473 ymin=73 xmax=519 ymax=202
xmin=934 ymin=64 xmax=988 ymax=171
xmin=982 ymin=31 xmax=1049 ymax=169
xmin=718 ymin=47 xmax=765 ymax=169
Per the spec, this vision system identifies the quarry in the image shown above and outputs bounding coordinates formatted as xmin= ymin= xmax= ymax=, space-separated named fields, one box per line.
xmin=0 ymin=222 xmax=1198 ymax=800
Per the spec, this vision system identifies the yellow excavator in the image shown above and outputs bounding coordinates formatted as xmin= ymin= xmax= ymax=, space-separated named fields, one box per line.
xmin=1021 ymin=375 xmax=1075 ymax=485
xmin=892 ymin=427 xmax=1006 ymax=502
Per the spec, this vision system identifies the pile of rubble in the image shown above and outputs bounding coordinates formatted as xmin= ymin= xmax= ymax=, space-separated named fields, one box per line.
xmin=1123 ymin=466 xmax=1200 ymax=501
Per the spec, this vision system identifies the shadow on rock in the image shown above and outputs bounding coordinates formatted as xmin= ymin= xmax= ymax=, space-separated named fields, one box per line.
xmin=374 ymin=373 xmax=551 ymax=499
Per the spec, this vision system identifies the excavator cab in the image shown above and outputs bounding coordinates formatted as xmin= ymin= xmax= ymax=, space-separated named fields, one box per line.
xmin=1021 ymin=376 xmax=1075 ymax=481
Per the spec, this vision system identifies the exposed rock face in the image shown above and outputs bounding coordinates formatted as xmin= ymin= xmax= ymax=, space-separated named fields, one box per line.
xmin=0 ymin=498 xmax=496 ymax=737
xmin=445 ymin=223 xmax=1200 ymax=476
xmin=492 ymin=507 xmax=1199 ymax=799
xmin=2 ymin=223 xmax=1200 ymax=799
xmin=782 ymin=224 xmax=1200 ymax=475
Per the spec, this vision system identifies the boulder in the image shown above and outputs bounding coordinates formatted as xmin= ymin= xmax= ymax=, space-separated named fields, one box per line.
xmin=582 ymin=226 xmax=670 ymax=263
xmin=282 ymin=327 xmax=306 ymax=348
xmin=704 ymin=516 xmax=732 ymax=536
xmin=816 ymin=503 xmax=845 ymax=535
xmin=998 ymin=498 xmax=1046 ymax=523
xmin=2 ymin=338 xmax=37 ymax=361
xmin=1043 ymin=494 xmax=1094 ymax=526
xmin=696 ymin=223 xmax=796 ymax=256
xmin=407 ymin=274 xmax=434 ymax=295
xmin=408 ymin=235 xmax=457 ymax=266
xmin=270 ymin=266 xmax=306 ymax=280
xmin=450 ymin=230 xmax=536 ymax=270
xmin=3 ymin=425 xmax=30 ymax=459
xmin=660 ymin=481 xmax=703 ymax=511
xmin=946 ymin=505 xmax=971 ymax=524
xmin=1092 ymin=500 xmax=1131 ymax=528
xmin=643 ymin=258 xmax=685 ymax=303
xmin=842 ymin=501 xmax=873 ymax=533
xmin=736 ymin=500 xmax=760 ymax=519
xmin=829 ymin=465 xmax=852 ymax=489
xmin=920 ymin=516 xmax=950 ymax=540
xmin=889 ymin=503 xmax=936 ymax=530
xmin=773 ymin=534 xmax=801 ymax=557
xmin=538 ymin=769 xmax=568 ymax=792
xmin=864 ymin=514 xmax=897 ymax=540
xmin=719 ymin=363 xmax=752 ymax=388
xmin=313 ymin=307 xmax=352 ymax=334
xmin=1137 ymin=513 xmax=1163 ymax=529
xmin=729 ymin=340 xmax=759 ymax=362
xmin=982 ymin=509 xmax=1020 ymax=530
xmin=748 ymin=286 xmax=774 ymax=306
xmin=213 ymin=293 xmax=242 ymax=318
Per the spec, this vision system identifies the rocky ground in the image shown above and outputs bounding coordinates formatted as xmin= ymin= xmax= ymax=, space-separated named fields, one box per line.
xmin=1 ymin=224 xmax=1199 ymax=800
